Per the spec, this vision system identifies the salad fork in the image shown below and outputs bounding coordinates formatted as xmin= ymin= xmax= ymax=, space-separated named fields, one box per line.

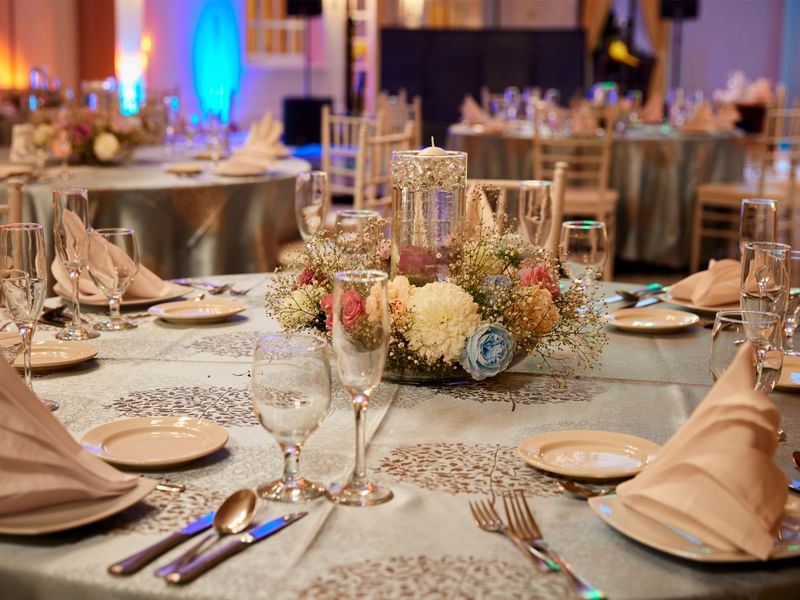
xmin=504 ymin=490 xmax=606 ymax=600
xmin=468 ymin=499 xmax=559 ymax=572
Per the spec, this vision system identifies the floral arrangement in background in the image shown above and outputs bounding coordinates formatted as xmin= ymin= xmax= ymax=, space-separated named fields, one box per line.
xmin=265 ymin=202 xmax=606 ymax=383
xmin=31 ymin=108 xmax=144 ymax=165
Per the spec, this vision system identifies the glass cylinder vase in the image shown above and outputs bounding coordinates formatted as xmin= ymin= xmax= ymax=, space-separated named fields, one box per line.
xmin=390 ymin=150 xmax=467 ymax=285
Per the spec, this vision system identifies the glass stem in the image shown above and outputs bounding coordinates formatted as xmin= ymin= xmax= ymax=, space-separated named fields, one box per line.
xmin=19 ymin=323 xmax=33 ymax=388
xmin=786 ymin=323 xmax=796 ymax=351
xmin=281 ymin=443 xmax=301 ymax=485
xmin=69 ymin=268 xmax=82 ymax=329
xmin=109 ymin=294 xmax=122 ymax=322
xmin=755 ymin=344 xmax=767 ymax=391
xmin=351 ymin=393 xmax=369 ymax=486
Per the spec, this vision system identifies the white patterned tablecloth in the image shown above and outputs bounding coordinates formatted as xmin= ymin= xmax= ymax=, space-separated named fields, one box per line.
xmin=0 ymin=276 xmax=798 ymax=599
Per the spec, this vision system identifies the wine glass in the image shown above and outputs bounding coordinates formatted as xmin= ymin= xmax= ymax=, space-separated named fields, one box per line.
xmin=559 ymin=221 xmax=608 ymax=290
xmin=0 ymin=223 xmax=54 ymax=409
xmin=295 ymin=171 xmax=328 ymax=241
xmin=785 ymin=250 xmax=800 ymax=354
xmin=252 ymin=332 xmax=331 ymax=502
xmin=518 ymin=180 xmax=553 ymax=246
xmin=86 ymin=228 xmax=140 ymax=331
xmin=739 ymin=198 xmax=777 ymax=257
xmin=740 ymin=241 xmax=790 ymax=315
xmin=710 ymin=310 xmax=783 ymax=393
xmin=327 ymin=269 xmax=392 ymax=507
xmin=52 ymin=188 xmax=99 ymax=341
xmin=334 ymin=209 xmax=380 ymax=256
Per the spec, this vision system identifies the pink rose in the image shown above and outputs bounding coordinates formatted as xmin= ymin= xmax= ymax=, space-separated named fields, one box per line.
xmin=341 ymin=289 xmax=365 ymax=328
xmin=293 ymin=267 xmax=316 ymax=290
xmin=519 ymin=264 xmax=559 ymax=298
xmin=320 ymin=293 xmax=334 ymax=331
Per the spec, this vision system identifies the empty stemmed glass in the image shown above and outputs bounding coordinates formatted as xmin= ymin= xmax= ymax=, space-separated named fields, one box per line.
xmin=53 ymin=188 xmax=99 ymax=340
xmin=295 ymin=171 xmax=328 ymax=241
xmin=87 ymin=228 xmax=140 ymax=331
xmin=740 ymin=241 xmax=790 ymax=315
xmin=327 ymin=269 xmax=393 ymax=507
xmin=252 ymin=332 xmax=331 ymax=502
xmin=785 ymin=250 xmax=800 ymax=354
xmin=518 ymin=180 xmax=553 ymax=246
xmin=559 ymin=220 xmax=608 ymax=292
xmin=739 ymin=198 xmax=777 ymax=256
xmin=0 ymin=223 xmax=55 ymax=409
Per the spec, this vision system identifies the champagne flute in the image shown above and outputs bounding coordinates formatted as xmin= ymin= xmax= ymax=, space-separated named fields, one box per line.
xmin=740 ymin=241 xmax=790 ymax=315
xmin=334 ymin=209 xmax=381 ymax=262
xmin=785 ymin=250 xmax=800 ymax=354
xmin=739 ymin=198 xmax=777 ymax=257
xmin=295 ymin=171 xmax=328 ymax=241
xmin=252 ymin=332 xmax=331 ymax=502
xmin=518 ymin=180 xmax=553 ymax=246
xmin=0 ymin=223 xmax=55 ymax=409
xmin=52 ymin=188 xmax=99 ymax=341
xmin=327 ymin=269 xmax=392 ymax=507
xmin=87 ymin=228 xmax=140 ymax=331
xmin=559 ymin=220 xmax=608 ymax=290
xmin=51 ymin=130 xmax=72 ymax=180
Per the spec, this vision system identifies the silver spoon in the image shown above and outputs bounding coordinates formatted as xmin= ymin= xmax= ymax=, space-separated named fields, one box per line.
xmin=558 ymin=480 xmax=616 ymax=500
xmin=155 ymin=488 xmax=258 ymax=577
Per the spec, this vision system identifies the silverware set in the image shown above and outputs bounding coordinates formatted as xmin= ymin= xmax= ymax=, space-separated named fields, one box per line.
xmin=172 ymin=278 xmax=257 ymax=297
xmin=603 ymin=283 xmax=666 ymax=309
xmin=469 ymin=490 xmax=606 ymax=600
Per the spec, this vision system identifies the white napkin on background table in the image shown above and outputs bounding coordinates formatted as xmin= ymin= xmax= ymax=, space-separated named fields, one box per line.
xmin=681 ymin=101 xmax=716 ymax=133
xmin=220 ymin=113 xmax=289 ymax=172
xmin=669 ymin=259 xmax=740 ymax=306
xmin=0 ymin=357 xmax=139 ymax=516
xmin=617 ymin=345 xmax=787 ymax=560
xmin=460 ymin=95 xmax=506 ymax=134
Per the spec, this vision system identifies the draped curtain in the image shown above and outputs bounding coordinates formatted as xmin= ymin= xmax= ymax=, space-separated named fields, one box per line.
xmin=639 ymin=0 xmax=671 ymax=101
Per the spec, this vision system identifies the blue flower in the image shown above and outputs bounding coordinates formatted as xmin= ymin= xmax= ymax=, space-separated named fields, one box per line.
xmin=460 ymin=323 xmax=516 ymax=381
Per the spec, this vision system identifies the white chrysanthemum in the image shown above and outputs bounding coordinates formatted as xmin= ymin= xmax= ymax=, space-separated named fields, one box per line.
xmin=93 ymin=132 xmax=120 ymax=162
xmin=406 ymin=282 xmax=480 ymax=364
xmin=279 ymin=286 xmax=321 ymax=329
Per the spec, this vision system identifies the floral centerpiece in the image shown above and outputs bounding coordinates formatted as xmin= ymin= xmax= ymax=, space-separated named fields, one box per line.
xmin=31 ymin=107 xmax=144 ymax=165
xmin=265 ymin=197 xmax=606 ymax=384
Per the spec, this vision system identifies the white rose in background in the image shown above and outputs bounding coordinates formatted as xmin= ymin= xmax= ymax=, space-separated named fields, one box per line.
xmin=93 ymin=132 xmax=120 ymax=162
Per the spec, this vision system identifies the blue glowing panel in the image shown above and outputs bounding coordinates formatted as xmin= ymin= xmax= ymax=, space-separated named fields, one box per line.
xmin=193 ymin=0 xmax=241 ymax=124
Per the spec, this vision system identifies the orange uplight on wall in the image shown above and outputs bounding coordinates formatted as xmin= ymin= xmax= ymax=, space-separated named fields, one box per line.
xmin=141 ymin=34 xmax=152 ymax=56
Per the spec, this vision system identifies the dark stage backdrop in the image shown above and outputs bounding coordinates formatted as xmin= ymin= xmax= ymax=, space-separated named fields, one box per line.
xmin=380 ymin=28 xmax=585 ymax=144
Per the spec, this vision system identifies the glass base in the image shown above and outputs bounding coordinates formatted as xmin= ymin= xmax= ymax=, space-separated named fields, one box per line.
xmin=257 ymin=477 xmax=326 ymax=503
xmin=56 ymin=325 xmax=100 ymax=341
xmin=41 ymin=398 xmax=58 ymax=411
xmin=94 ymin=318 xmax=137 ymax=331
xmin=326 ymin=479 xmax=393 ymax=507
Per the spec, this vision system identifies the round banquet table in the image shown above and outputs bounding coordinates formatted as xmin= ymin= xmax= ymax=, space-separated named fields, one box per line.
xmin=2 ymin=146 xmax=309 ymax=279
xmin=447 ymin=123 xmax=746 ymax=268
xmin=0 ymin=276 xmax=798 ymax=599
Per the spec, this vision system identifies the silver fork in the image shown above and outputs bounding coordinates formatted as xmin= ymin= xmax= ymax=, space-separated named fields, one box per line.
xmin=469 ymin=499 xmax=560 ymax=573
xmin=504 ymin=490 xmax=606 ymax=600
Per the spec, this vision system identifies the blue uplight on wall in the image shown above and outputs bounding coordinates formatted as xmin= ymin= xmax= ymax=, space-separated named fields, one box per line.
xmin=193 ymin=0 xmax=241 ymax=124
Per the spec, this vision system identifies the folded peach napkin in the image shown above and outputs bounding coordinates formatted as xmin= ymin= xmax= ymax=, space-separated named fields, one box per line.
xmin=681 ymin=101 xmax=716 ymax=133
xmin=713 ymin=103 xmax=741 ymax=130
xmin=222 ymin=113 xmax=288 ymax=171
xmin=51 ymin=210 xmax=167 ymax=301
xmin=669 ymin=259 xmax=740 ymax=306
xmin=617 ymin=345 xmax=787 ymax=560
xmin=460 ymin=95 xmax=506 ymax=134
xmin=0 ymin=356 xmax=140 ymax=516
xmin=640 ymin=93 xmax=664 ymax=123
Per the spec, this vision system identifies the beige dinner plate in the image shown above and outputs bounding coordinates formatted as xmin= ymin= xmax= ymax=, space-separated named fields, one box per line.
xmin=192 ymin=149 xmax=228 ymax=161
xmin=16 ymin=340 xmax=98 ymax=372
xmin=0 ymin=163 xmax=34 ymax=179
xmin=81 ymin=416 xmax=229 ymax=468
xmin=164 ymin=161 xmax=204 ymax=175
xmin=662 ymin=292 xmax=738 ymax=315
xmin=0 ymin=477 xmax=157 ymax=535
xmin=589 ymin=494 xmax=800 ymax=563
xmin=213 ymin=163 xmax=265 ymax=177
xmin=603 ymin=307 xmax=700 ymax=333
xmin=54 ymin=282 xmax=193 ymax=307
xmin=148 ymin=299 xmax=247 ymax=324
xmin=777 ymin=353 xmax=800 ymax=391
xmin=518 ymin=430 xmax=661 ymax=480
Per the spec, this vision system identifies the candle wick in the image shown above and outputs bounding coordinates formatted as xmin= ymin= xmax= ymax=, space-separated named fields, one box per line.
xmin=430 ymin=136 xmax=435 ymax=147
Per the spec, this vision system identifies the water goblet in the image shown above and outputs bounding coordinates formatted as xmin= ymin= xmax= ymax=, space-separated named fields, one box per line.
xmin=740 ymin=241 xmax=790 ymax=315
xmin=739 ymin=198 xmax=777 ymax=257
xmin=327 ymin=269 xmax=392 ymax=507
xmin=785 ymin=250 xmax=800 ymax=354
xmin=0 ymin=223 xmax=54 ymax=409
xmin=295 ymin=171 xmax=328 ymax=241
xmin=87 ymin=228 xmax=140 ymax=331
xmin=518 ymin=180 xmax=553 ymax=247
xmin=252 ymin=333 xmax=331 ymax=502
xmin=559 ymin=220 xmax=608 ymax=291
xmin=334 ymin=209 xmax=381 ymax=258
xmin=53 ymin=188 xmax=99 ymax=341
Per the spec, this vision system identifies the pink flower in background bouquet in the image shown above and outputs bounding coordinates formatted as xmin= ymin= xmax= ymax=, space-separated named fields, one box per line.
xmin=518 ymin=262 xmax=559 ymax=298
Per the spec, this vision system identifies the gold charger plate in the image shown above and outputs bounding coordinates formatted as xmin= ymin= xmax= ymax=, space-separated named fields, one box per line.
xmin=589 ymin=494 xmax=800 ymax=563
xmin=0 ymin=477 xmax=157 ymax=535
xmin=662 ymin=292 xmax=738 ymax=315
xmin=81 ymin=416 xmax=229 ymax=468
xmin=147 ymin=299 xmax=247 ymax=324
xmin=54 ymin=282 xmax=193 ymax=307
xmin=518 ymin=430 xmax=661 ymax=480
xmin=604 ymin=307 xmax=700 ymax=333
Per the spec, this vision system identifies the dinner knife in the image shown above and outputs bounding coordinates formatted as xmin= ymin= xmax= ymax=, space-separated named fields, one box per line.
xmin=166 ymin=512 xmax=308 ymax=584
xmin=108 ymin=511 xmax=215 ymax=575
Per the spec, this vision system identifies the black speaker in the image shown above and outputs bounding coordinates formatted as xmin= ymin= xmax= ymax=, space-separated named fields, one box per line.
xmin=287 ymin=0 xmax=322 ymax=16
xmin=660 ymin=0 xmax=699 ymax=19
xmin=283 ymin=97 xmax=331 ymax=146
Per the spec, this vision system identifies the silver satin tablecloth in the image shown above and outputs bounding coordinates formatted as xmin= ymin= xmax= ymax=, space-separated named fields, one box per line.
xmin=2 ymin=147 xmax=309 ymax=279
xmin=0 ymin=277 xmax=798 ymax=599
xmin=447 ymin=124 xmax=746 ymax=268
